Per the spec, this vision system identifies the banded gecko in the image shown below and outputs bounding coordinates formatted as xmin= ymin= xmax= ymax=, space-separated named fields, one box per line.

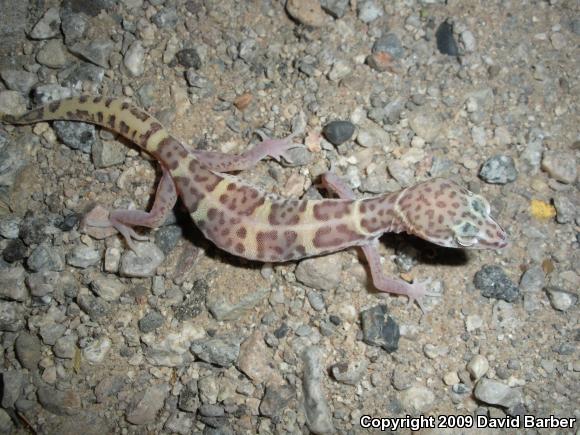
xmin=2 ymin=96 xmax=508 ymax=309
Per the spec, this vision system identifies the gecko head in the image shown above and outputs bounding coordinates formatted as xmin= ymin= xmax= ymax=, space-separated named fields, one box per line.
xmin=397 ymin=179 xmax=509 ymax=250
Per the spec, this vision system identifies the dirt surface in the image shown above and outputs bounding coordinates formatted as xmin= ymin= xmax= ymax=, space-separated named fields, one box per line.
xmin=0 ymin=0 xmax=578 ymax=434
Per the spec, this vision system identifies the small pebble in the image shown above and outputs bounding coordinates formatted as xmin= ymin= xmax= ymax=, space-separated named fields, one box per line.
xmin=436 ymin=21 xmax=459 ymax=56
xmin=519 ymin=265 xmax=545 ymax=293
xmin=553 ymin=195 xmax=576 ymax=224
xmin=467 ymin=355 xmax=490 ymax=380
xmin=360 ymin=305 xmax=400 ymax=353
xmin=474 ymin=265 xmax=519 ymax=302
xmin=286 ymin=0 xmax=325 ymax=27
xmin=408 ymin=111 xmax=441 ymax=142
xmin=302 ymin=346 xmax=335 ymax=434
xmin=176 ymin=48 xmax=202 ymax=69
xmin=124 ymin=41 xmax=145 ymax=77
xmin=91 ymin=276 xmax=126 ymax=302
xmin=357 ymin=0 xmax=382 ymax=23
xmin=295 ymin=255 xmax=341 ymax=291
xmin=479 ymin=155 xmax=518 ymax=184
xmin=30 ymin=7 xmax=61 ymax=39
xmin=331 ymin=360 xmax=368 ymax=385
xmin=460 ymin=30 xmax=476 ymax=52
xmin=83 ymin=337 xmax=112 ymax=364
xmin=36 ymin=40 xmax=68 ymax=68
xmin=372 ymin=33 xmax=404 ymax=58
xmin=545 ymin=287 xmax=577 ymax=311
xmin=473 ymin=379 xmax=522 ymax=408
xmin=443 ymin=371 xmax=460 ymax=386
xmin=119 ymin=243 xmax=164 ymax=277
xmin=66 ymin=245 xmax=100 ymax=268
xmin=322 ymin=120 xmax=355 ymax=145
xmin=320 ymin=0 xmax=349 ymax=18
xmin=126 ymin=384 xmax=170 ymax=425
xmin=138 ymin=311 xmax=165 ymax=333
xmin=190 ymin=336 xmax=241 ymax=367
xmin=306 ymin=290 xmax=326 ymax=311
xmin=259 ymin=384 xmax=295 ymax=417
xmin=541 ymin=151 xmax=577 ymax=184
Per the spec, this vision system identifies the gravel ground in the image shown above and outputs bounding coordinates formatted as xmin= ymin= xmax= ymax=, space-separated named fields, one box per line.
xmin=0 ymin=0 xmax=578 ymax=434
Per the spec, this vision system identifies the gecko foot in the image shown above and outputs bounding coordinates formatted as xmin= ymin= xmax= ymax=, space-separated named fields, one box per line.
xmin=405 ymin=278 xmax=439 ymax=312
xmin=255 ymin=131 xmax=303 ymax=164
xmin=82 ymin=205 xmax=148 ymax=251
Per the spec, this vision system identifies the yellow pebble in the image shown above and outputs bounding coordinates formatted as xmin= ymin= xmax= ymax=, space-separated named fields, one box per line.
xmin=530 ymin=199 xmax=556 ymax=220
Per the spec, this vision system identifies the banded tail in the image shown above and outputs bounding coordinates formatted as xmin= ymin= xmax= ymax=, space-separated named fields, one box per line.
xmin=1 ymin=95 xmax=168 ymax=155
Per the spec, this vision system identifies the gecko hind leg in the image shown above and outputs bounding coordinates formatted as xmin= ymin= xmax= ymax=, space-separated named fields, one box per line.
xmin=83 ymin=166 xmax=178 ymax=250
xmin=319 ymin=172 xmax=437 ymax=312
xmin=192 ymin=131 xmax=303 ymax=172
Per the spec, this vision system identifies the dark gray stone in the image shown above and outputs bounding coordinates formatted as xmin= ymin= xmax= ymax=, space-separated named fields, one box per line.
xmin=479 ymin=155 xmax=518 ymax=184
xmin=436 ymin=20 xmax=459 ymax=56
xmin=474 ymin=265 xmax=519 ymax=302
xmin=190 ymin=336 xmax=241 ymax=367
xmin=15 ymin=332 xmax=41 ymax=370
xmin=322 ymin=120 xmax=355 ymax=145
xmin=360 ymin=304 xmax=400 ymax=353
xmin=138 ymin=310 xmax=164 ymax=333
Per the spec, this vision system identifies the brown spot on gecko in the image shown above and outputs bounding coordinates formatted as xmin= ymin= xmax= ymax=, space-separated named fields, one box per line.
xmin=93 ymin=96 xmax=103 ymax=104
xmin=121 ymin=102 xmax=130 ymax=110
xmin=284 ymin=230 xmax=297 ymax=244
xmin=119 ymin=121 xmax=130 ymax=135
xmin=74 ymin=110 xmax=91 ymax=121
xmin=256 ymin=230 xmax=278 ymax=244
xmin=48 ymin=101 xmax=60 ymax=113
xmin=107 ymin=114 xmax=116 ymax=129
xmin=104 ymin=98 xmax=113 ymax=107
xmin=268 ymin=200 xmax=302 ymax=225
xmin=79 ymin=95 xmax=89 ymax=103
xmin=130 ymin=107 xmax=149 ymax=122
xmin=313 ymin=201 xmax=351 ymax=221
xmin=235 ymin=243 xmax=245 ymax=254
xmin=236 ymin=227 xmax=247 ymax=239
xmin=313 ymin=225 xmax=361 ymax=248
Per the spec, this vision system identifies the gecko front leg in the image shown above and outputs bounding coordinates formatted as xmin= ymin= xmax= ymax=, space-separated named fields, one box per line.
xmin=83 ymin=165 xmax=177 ymax=249
xmin=320 ymin=172 xmax=435 ymax=311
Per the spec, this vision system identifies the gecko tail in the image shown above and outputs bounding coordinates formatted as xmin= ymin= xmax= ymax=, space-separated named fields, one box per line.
xmin=1 ymin=109 xmax=46 ymax=125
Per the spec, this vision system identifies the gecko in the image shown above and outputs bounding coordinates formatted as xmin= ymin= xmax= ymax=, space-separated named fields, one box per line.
xmin=1 ymin=96 xmax=508 ymax=309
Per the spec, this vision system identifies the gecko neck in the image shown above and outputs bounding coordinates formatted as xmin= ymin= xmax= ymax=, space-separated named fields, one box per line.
xmin=358 ymin=193 xmax=408 ymax=237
